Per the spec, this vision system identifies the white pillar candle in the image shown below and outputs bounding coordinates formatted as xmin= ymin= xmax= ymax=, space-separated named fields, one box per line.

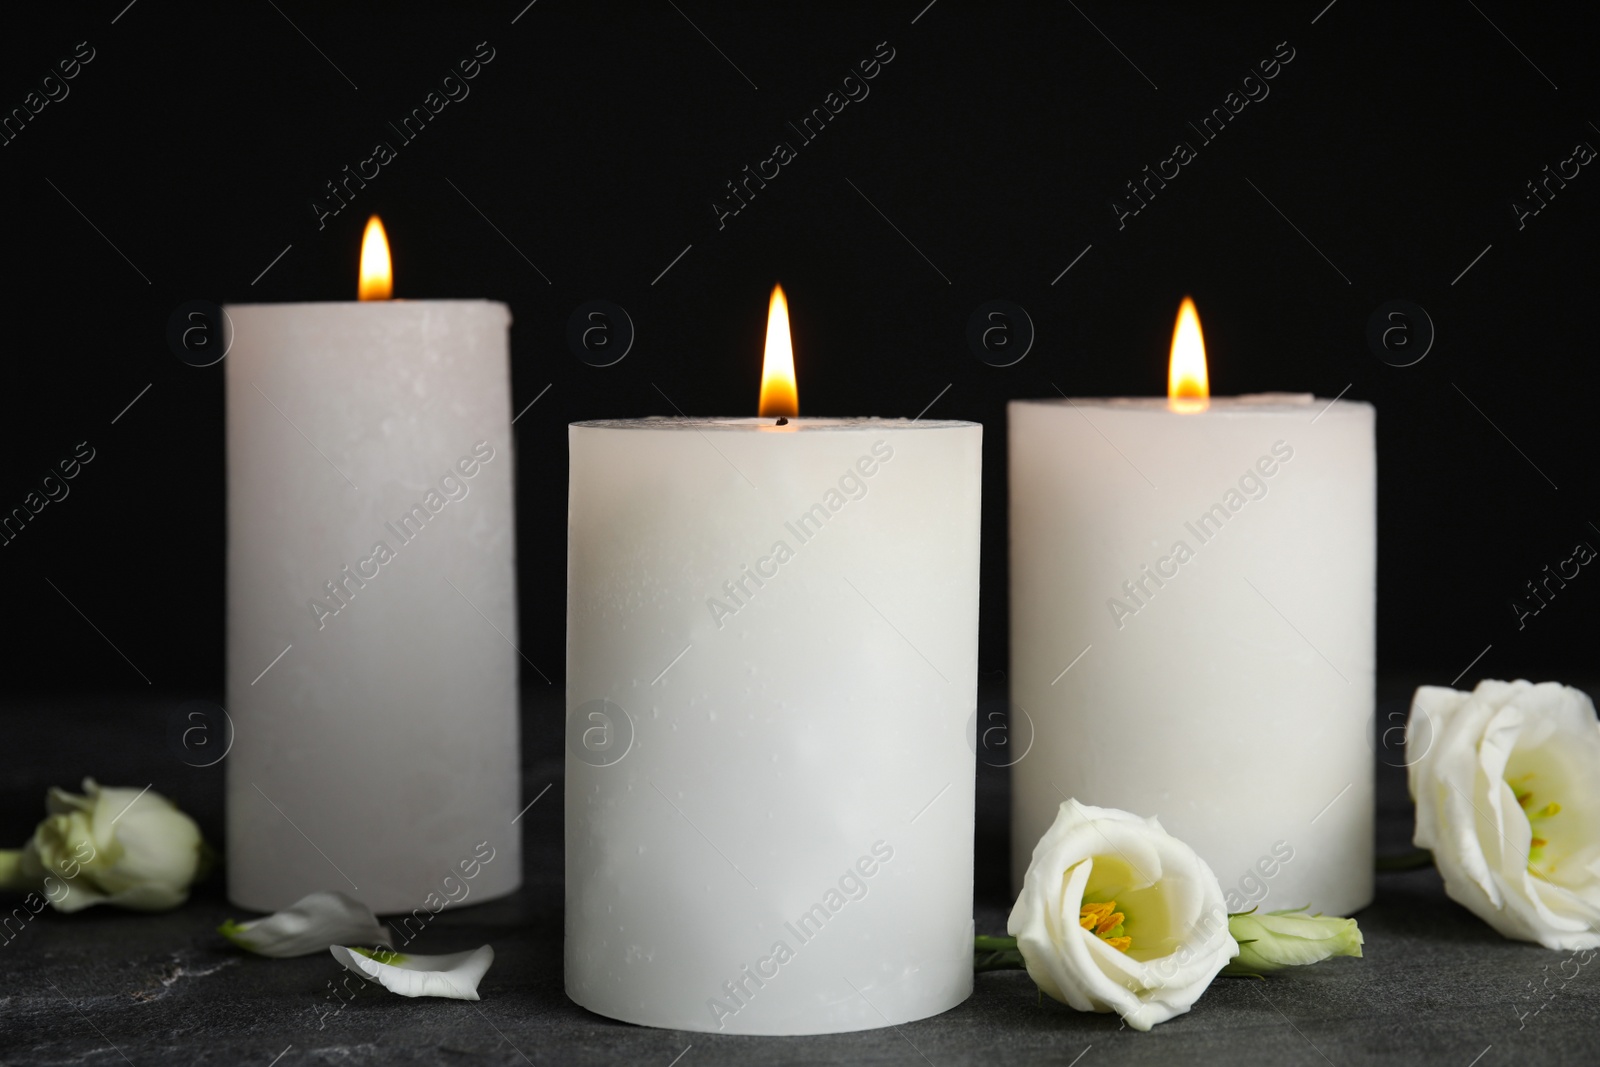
xmin=1009 ymin=394 xmax=1375 ymax=916
xmin=565 ymin=417 xmax=981 ymax=1035
xmin=224 ymin=298 xmax=522 ymax=915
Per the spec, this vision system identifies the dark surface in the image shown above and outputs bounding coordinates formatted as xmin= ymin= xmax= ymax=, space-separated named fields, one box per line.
xmin=4 ymin=680 xmax=1598 ymax=1066
xmin=4 ymin=4 xmax=1599 ymax=1061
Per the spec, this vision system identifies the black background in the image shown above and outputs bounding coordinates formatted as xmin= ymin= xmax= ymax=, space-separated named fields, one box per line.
xmin=2 ymin=0 xmax=1596 ymax=705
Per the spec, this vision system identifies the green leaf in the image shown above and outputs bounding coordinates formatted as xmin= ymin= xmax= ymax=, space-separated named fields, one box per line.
xmin=973 ymin=934 xmax=1028 ymax=972
xmin=974 ymin=948 xmax=1026 ymax=972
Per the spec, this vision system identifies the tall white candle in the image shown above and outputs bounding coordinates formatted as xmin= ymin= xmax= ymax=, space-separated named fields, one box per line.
xmin=565 ymin=416 xmax=981 ymax=1035
xmin=1009 ymin=394 xmax=1375 ymax=916
xmin=224 ymin=296 xmax=521 ymax=915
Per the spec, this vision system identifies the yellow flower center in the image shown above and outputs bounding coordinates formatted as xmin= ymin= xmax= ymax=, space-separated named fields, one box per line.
xmin=1511 ymin=774 xmax=1562 ymax=873
xmin=1079 ymin=899 xmax=1131 ymax=952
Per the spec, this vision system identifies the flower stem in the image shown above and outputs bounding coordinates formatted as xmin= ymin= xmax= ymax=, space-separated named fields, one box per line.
xmin=0 ymin=848 xmax=26 ymax=890
xmin=974 ymin=935 xmax=1018 ymax=951
xmin=973 ymin=934 xmax=1025 ymax=972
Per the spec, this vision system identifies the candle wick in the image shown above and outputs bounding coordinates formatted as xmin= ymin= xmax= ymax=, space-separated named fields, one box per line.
xmin=775 ymin=416 xmax=789 ymax=426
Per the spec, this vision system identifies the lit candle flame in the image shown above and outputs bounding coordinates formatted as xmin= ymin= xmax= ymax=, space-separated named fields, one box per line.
xmin=758 ymin=284 xmax=799 ymax=419
xmin=358 ymin=215 xmax=393 ymax=301
xmin=1167 ymin=296 xmax=1209 ymax=413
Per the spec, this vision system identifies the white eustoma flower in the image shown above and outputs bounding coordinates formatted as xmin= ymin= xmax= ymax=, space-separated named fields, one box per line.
xmin=0 ymin=779 xmax=202 ymax=912
xmin=330 ymin=944 xmax=495 ymax=1000
xmin=1007 ymin=799 xmax=1237 ymax=1031
xmin=221 ymin=891 xmax=393 ymax=958
xmin=1408 ymin=679 xmax=1600 ymax=949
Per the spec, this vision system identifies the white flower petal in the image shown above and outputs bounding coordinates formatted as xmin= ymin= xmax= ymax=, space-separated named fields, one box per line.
xmin=94 ymin=802 xmax=202 ymax=898
xmin=221 ymin=891 xmax=393 ymax=958
xmin=1408 ymin=679 xmax=1600 ymax=950
xmin=47 ymin=879 xmax=110 ymax=914
xmin=1008 ymin=798 xmax=1236 ymax=1031
xmin=329 ymin=944 xmax=494 ymax=1000
xmin=45 ymin=783 xmax=95 ymax=816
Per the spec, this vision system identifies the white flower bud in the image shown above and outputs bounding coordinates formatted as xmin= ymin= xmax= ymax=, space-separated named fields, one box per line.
xmin=1 ymin=779 xmax=202 ymax=912
xmin=1227 ymin=907 xmax=1363 ymax=974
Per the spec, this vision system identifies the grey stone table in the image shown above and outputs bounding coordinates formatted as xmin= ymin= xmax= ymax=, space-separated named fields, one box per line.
xmin=3 ymin=680 xmax=1597 ymax=1066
